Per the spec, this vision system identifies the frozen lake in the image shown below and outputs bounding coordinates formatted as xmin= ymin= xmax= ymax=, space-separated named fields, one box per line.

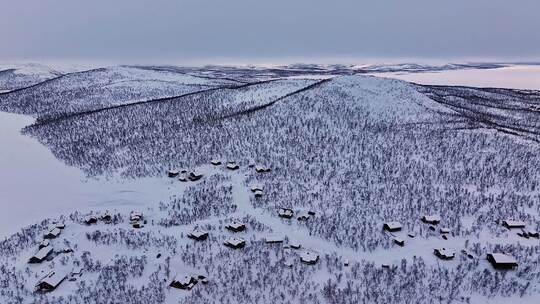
xmin=371 ymin=64 xmax=540 ymax=90
xmin=0 ymin=111 xmax=180 ymax=238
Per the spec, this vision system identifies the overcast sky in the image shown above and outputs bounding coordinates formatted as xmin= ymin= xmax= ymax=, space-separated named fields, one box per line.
xmin=1 ymin=0 xmax=539 ymax=64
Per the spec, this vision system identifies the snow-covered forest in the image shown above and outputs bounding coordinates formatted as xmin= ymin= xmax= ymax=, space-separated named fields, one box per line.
xmin=1 ymin=64 xmax=539 ymax=304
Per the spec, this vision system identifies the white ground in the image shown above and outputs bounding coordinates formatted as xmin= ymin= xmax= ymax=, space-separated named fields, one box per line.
xmin=370 ymin=64 xmax=540 ymax=90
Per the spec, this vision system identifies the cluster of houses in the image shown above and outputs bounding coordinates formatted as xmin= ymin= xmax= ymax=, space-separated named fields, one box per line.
xmin=502 ymin=219 xmax=539 ymax=239
xmin=167 ymin=169 xmax=204 ymax=182
xmin=382 ymin=215 xmax=523 ymax=270
xmin=170 ymin=274 xmax=209 ymax=290
xmin=277 ymin=207 xmax=316 ymax=221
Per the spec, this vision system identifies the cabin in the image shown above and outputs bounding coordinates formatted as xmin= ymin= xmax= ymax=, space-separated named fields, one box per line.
xmin=211 ymin=159 xmax=222 ymax=166
xmin=528 ymin=230 xmax=539 ymax=238
xmin=393 ymin=238 xmax=405 ymax=247
xmin=29 ymin=246 xmax=53 ymax=263
xmin=308 ymin=211 xmax=316 ymax=216
xmin=251 ymin=185 xmax=263 ymax=192
xmin=434 ymin=248 xmax=455 ymax=260
xmin=502 ymin=220 xmax=526 ymax=229
xmin=101 ymin=213 xmax=112 ymax=222
xmin=168 ymin=169 xmax=180 ymax=177
xmin=226 ymin=162 xmax=239 ymax=170
xmin=300 ymin=251 xmax=319 ymax=265
xmin=297 ymin=213 xmax=311 ymax=221
xmin=44 ymin=227 xmax=61 ymax=239
xmin=408 ymin=233 xmax=416 ymax=238
xmin=54 ymin=222 xmax=65 ymax=229
xmin=35 ymin=271 xmax=66 ymax=292
xmin=288 ymin=240 xmax=301 ymax=249
xmin=439 ymin=227 xmax=451 ymax=234
xmin=170 ymin=275 xmax=198 ymax=290
xmin=278 ymin=208 xmax=294 ymax=219
xmin=130 ymin=212 xmax=143 ymax=222
xmin=383 ymin=222 xmax=402 ymax=232
xmin=225 ymin=221 xmax=246 ymax=232
xmin=39 ymin=239 xmax=50 ymax=249
xmin=421 ymin=215 xmax=441 ymax=225
xmin=254 ymin=190 xmax=263 ymax=197
xmin=188 ymin=229 xmax=209 ymax=241
xmin=188 ymin=171 xmax=204 ymax=181
xmin=487 ymin=253 xmax=518 ymax=269
xmin=265 ymin=235 xmax=284 ymax=244
xmin=224 ymin=237 xmax=246 ymax=249
xmin=179 ymin=174 xmax=188 ymax=182
xmin=84 ymin=216 xmax=98 ymax=225
xmin=255 ymin=165 xmax=271 ymax=173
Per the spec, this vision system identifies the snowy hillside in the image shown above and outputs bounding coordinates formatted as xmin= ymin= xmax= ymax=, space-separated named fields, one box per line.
xmin=1 ymin=66 xmax=540 ymax=304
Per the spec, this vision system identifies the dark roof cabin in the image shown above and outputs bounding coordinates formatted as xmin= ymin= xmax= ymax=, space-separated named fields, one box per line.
xmin=29 ymin=246 xmax=53 ymax=263
xmin=383 ymin=222 xmax=402 ymax=232
xmin=170 ymin=275 xmax=198 ymax=290
xmin=44 ymin=227 xmax=61 ymax=239
xmin=168 ymin=169 xmax=180 ymax=177
xmin=224 ymin=237 xmax=246 ymax=249
xmin=39 ymin=239 xmax=50 ymax=249
xmin=188 ymin=229 xmax=209 ymax=241
xmin=35 ymin=271 xmax=66 ymax=292
xmin=421 ymin=215 xmax=441 ymax=225
xmin=84 ymin=216 xmax=97 ymax=225
xmin=393 ymin=238 xmax=405 ymax=247
xmin=226 ymin=162 xmax=239 ymax=170
xmin=434 ymin=248 xmax=455 ymax=260
xmin=300 ymin=251 xmax=319 ymax=264
xmin=487 ymin=253 xmax=518 ymax=269
xmin=502 ymin=220 xmax=526 ymax=229
xmin=278 ymin=208 xmax=294 ymax=219
xmin=188 ymin=171 xmax=204 ymax=181
xmin=225 ymin=221 xmax=246 ymax=232
xmin=255 ymin=165 xmax=271 ymax=173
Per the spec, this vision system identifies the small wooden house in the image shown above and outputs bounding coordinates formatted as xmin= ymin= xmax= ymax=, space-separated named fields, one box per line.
xmin=170 ymin=275 xmax=198 ymax=290
xmin=487 ymin=253 xmax=518 ymax=269
xmin=393 ymin=238 xmax=405 ymax=247
xmin=226 ymin=162 xmax=239 ymax=170
xmin=288 ymin=240 xmax=301 ymax=249
xmin=383 ymin=222 xmax=402 ymax=232
xmin=297 ymin=213 xmax=311 ymax=221
xmin=434 ymin=248 xmax=455 ymax=260
xmin=211 ymin=159 xmax=222 ymax=166
xmin=224 ymin=237 xmax=246 ymax=249
xmin=300 ymin=251 xmax=319 ymax=265
xmin=421 ymin=215 xmax=441 ymax=225
xmin=439 ymin=227 xmax=451 ymax=234
xmin=502 ymin=220 xmax=526 ymax=229
xmin=255 ymin=165 xmax=271 ymax=173
xmin=254 ymin=190 xmax=263 ymax=197
xmin=225 ymin=221 xmax=246 ymax=232
xmin=29 ymin=246 xmax=53 ymax=263
xmin=130 ymin=212 xmax=143 ymax=222
xmin=250 ymin=185 xmax=263 ymax=192
xmin=188 ymin=229 xmax=209 ymax=241
xmin=168 ymin=169 xmax=180 ymax=177
xmin=44 ymin=227 xmax=61 ymax=239
xmin=278 ymin=208 xmax=294 ymax=219
xmin=188 ymin=171 xmax=204 ymax=181
xmin=84 ymin=216 xmax=98 ymax=225
xmin=39 ymin=239 xmax=50 ymax=249
xmin=35 ymin=271 xmax=66 ymax=292
xmin=265 ymin=235 xmax=284 ymax=244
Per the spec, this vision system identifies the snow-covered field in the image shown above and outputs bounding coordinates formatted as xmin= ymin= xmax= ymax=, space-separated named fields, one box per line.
xmin=370 ymin=64 xmax=540 ymax=90
xmin=1 ymin=63 xmax=540 ymax=304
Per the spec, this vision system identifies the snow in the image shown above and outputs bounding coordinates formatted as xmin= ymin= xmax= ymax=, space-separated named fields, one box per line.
xmin=370 ymin=64 xmax=540 ymax=90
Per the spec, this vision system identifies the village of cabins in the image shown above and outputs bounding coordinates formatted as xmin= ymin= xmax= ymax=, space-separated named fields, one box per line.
xmin=25 ymin=159 xmax=531 ymax=294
